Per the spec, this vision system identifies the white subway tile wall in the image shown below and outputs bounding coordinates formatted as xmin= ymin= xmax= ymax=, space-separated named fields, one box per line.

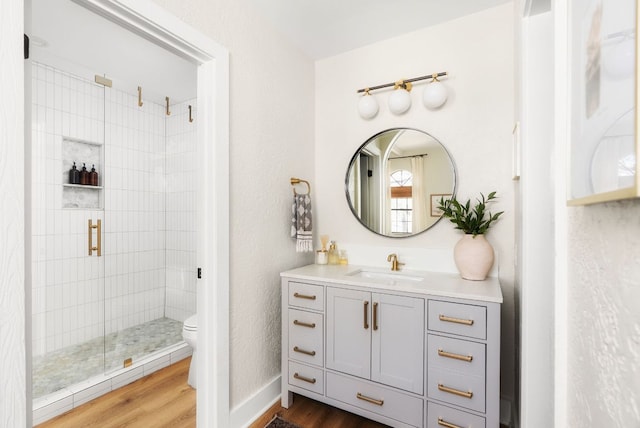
xmin=164 ymin=100 xmax=197 ymax=322
xmin=31 ymin=62 xmax=196 ymax=357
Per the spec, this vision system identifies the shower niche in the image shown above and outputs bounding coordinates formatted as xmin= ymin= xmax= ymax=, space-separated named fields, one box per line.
xmin=62 ymin=137 xmax=104 ymax=209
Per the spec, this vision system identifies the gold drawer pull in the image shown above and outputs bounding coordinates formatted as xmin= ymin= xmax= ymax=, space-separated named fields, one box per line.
xmin=438 ymin=417 xmax=463 ymax=428
xmin=293 ymin=292 xmax=316 ymax=300
xmin=439 ymin=314 xmax=474 ymax=326
xmin=293 ymin=372 xmax=316 ymax=384
xmin=356 ymin=392 xmax=384 ymax=406
xmin=438 ymin=348 xmax=473 ymax=362
xmin=363 ymin=301 xmax=369 ymax=329
xmin=293 ymin=346 xmax=316 ymax=356
xmin=438 ymin=383 xmax=473 ymax=399
xmin=373 ymin=302 xmax=379 ymax=331
xmin=293 ymin=320 xmax=316 ymax=328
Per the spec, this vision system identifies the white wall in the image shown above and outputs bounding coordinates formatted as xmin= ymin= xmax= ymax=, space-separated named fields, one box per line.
xmin=566 ymin=202 xmax=640 ymax=426
xmin=150 ymin=0 xmax=315 ymax=409
xmin=315 ymin=3 xmax=517 ymax=401
xmin=0 ymin=0 xmax=26 ymax=426
xmin=517 ymin=9 xmax=555 ymax=428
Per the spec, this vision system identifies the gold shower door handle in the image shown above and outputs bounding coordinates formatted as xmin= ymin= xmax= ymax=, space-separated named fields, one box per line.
xmin=88 ymin=219 xmax=101 ymax=256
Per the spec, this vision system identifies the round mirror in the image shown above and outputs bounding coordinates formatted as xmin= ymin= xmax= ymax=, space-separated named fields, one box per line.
xmin=345 ymin=128 xmax=456 ymax=237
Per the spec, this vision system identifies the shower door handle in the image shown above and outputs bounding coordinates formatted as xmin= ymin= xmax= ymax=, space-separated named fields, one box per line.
xmin=88 ymin=219 xmax=101 ymax=257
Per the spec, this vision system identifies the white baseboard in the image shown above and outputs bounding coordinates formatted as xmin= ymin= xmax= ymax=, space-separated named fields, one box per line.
xmin=230 ymin=375 xmax=281 ymax=428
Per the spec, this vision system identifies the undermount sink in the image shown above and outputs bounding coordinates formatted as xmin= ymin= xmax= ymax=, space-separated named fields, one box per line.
xmin=346 ymin=269 xmax=424 ymax=284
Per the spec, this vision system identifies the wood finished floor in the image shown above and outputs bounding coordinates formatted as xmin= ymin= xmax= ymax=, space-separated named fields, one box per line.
xmin=249 ymin=393 xmax=389 ymax=428
xmin=37 ymin=358 xmax=510 ymax=427
xmin=36 ymin=357 xmax=196 ymax=428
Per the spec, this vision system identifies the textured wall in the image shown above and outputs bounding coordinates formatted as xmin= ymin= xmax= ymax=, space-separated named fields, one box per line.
xmin=315 ymin=3 xmax=516 ymax=400
xmin=567 ymin=200 xmax=640 ymax=426
xmin=0 ymin=0 xmax=26 ymax=425
xmin=150 ymin=0 xmax=315 ymax=408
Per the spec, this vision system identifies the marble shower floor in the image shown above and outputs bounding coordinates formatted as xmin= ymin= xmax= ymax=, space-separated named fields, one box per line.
xmin=33 ymin=317 xmax=184 ymax=399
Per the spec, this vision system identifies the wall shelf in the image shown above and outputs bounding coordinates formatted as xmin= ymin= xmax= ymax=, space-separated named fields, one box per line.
xmin=62 ymin=184 xmax=104 ymax=190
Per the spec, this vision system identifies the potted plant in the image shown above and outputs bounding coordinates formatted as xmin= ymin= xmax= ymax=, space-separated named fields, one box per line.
xmin=438 ymin=192 xmax=504 ymax=280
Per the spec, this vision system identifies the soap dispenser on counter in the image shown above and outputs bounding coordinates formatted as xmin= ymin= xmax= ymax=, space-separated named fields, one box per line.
xmin=328 ymin=241 xmax=339 ymax=265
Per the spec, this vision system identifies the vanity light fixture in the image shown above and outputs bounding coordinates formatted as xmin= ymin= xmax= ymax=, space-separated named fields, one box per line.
xmin=356 ymin=71 xmax=448 ymax=118
xmin=388 ymin=81 xmax=412 ymax=115
xmin=422 ymin=74 xmax=448 ymax=110
xmin=357 ymin=89 xmax=379 ymax=120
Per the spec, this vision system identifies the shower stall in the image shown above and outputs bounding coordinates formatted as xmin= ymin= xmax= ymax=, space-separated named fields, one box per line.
xmin=30 ymin=60 xmax=198 ymax=406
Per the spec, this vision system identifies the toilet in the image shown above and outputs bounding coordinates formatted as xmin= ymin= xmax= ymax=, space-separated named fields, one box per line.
xmin=182 ymin=314 xmax=197 ymax=388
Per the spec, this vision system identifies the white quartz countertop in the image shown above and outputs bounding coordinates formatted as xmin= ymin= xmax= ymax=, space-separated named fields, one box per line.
xmin=281 ymin=264 xmax=503 ymax=304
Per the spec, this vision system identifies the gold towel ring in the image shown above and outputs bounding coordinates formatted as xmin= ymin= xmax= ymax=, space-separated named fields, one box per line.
xmin=290 ymin=177 xmax=311 ymax=195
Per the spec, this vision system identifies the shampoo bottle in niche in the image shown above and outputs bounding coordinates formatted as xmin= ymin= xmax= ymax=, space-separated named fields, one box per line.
xmin=80 ymin=163 xmax=89 ymax=185
xmin=328 ymin=241 xmax=339 ymax=265
xmin=89 ymin=164 xmax=99 ymax=186
xmin=69 ymin=162 xmax=80 ymax=184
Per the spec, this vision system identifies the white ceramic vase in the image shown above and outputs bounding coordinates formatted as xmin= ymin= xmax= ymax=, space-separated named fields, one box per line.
xmin=453 ymin=234 xmax=495 ymax=281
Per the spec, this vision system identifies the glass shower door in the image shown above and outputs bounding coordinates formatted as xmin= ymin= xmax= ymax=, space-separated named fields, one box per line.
xmin=102 ymin=87 xmax=197 ymax=373
xmin=31 ymin=62 xmax=107 ymax=399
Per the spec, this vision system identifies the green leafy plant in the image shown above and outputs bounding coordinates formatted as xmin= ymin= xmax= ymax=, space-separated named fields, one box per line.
xmin=438 ymin=191 xmax=504 ymax=236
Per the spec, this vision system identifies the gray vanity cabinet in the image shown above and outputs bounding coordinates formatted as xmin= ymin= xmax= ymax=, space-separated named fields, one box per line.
xmin=281 ymin=265 xmax=502 ymax=428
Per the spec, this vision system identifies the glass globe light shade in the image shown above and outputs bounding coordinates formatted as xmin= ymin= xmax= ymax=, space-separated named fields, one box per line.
xmin=388 ymin=88 xmax=412 ymax=115
xmin=357 ymin=93 xmax=379 ymax=119
xmin=422 ymin=80 xmax=448 ymax=109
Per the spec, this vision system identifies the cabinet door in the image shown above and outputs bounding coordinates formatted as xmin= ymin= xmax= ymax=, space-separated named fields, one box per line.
xmin=326 ymin=287 xmax=371 ymax=379
xmin=371 ymin=293 xmax=424 ymax=395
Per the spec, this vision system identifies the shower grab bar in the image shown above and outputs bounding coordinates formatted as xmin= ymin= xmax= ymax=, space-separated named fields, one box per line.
xmin=88 ymin=219 xmax=101 ymax=257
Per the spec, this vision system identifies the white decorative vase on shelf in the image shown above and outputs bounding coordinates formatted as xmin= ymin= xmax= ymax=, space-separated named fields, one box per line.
xmin=453 ymin=234 xmax=495 ymax=281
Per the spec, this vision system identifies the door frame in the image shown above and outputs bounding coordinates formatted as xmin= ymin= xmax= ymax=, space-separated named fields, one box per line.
xmin=26 ymin=0 xmax=230 ymax=426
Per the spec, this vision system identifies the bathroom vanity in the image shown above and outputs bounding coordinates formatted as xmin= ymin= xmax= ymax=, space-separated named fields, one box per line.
xmin=281 ymin=264 xmax=502 ymax=428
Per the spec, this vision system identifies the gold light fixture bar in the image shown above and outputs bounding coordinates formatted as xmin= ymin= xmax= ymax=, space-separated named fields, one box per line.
xmin=356 ymin=71 xmax=447 ymax=94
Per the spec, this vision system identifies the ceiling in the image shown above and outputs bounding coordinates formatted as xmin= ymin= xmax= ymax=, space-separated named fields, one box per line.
xmin=29 ymin=0 xmax=511 ymax=103
xmin=30 ymin=0 xmax=197 ymax=104
xmin=245 ymin=0 xmax=513 ymax=59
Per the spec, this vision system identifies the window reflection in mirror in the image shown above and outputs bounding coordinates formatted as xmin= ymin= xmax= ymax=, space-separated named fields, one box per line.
xmin=345 ymin=128 xmax=456 ymax=238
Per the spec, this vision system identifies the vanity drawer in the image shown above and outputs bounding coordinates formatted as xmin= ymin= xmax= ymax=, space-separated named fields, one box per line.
xmin=427 ymin=402 xmax=485 ymax=428
xmin=289 ymin=282 xmax=324 ymax=311
xmin=428 ymin=300 xmax=486 ymax=340
xmin=427 ymin=367 xmax=485 ymax=413
xmin=427 ymin=334 xmax=485 ymax=378
xmin=326 ymin=372 xmax=423 ymax=428
xmin=288 ymin=309 xmax=324 ymax=366
xmin=288 ymin=361 xmax=324 ymax=395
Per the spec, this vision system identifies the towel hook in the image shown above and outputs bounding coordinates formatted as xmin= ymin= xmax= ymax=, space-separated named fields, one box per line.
xmin=290 ymin=177 xmax=311 ymax=196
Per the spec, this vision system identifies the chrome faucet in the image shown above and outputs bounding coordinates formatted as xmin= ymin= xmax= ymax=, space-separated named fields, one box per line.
xmin=387 ymin=253 xmax=405 ymax=271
